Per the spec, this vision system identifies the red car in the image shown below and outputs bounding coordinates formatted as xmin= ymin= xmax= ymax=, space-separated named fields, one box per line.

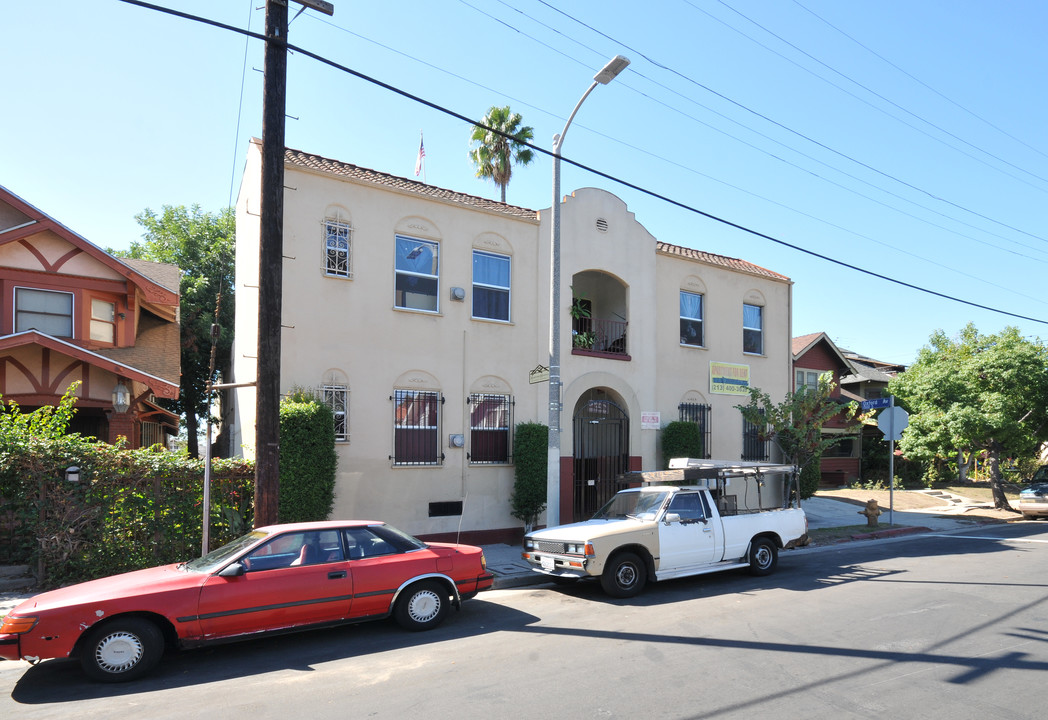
xmin=0 ymin=520 xmax=493 ymax=682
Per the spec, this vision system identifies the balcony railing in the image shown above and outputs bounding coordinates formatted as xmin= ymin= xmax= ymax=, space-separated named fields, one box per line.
xmin=572 ymin=317 xmax=628 ymax=357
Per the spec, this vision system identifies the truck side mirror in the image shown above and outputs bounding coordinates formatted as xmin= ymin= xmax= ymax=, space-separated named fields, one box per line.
xmin=664 ymin=513 xmax=681 ymax=525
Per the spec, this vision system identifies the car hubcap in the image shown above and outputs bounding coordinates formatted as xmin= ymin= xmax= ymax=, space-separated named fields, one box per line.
xmin=755 ymin=547 xmax=771 ymax=568
xmin=408 ymin=590 xmax=441 ymax=623
xmin=95 ymin=631 xmax=144 ymax=674
xmin=617 ymin=563 xmax=637 ymax=588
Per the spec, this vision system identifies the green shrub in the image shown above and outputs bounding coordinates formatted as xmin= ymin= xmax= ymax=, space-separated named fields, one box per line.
xmin=511 ymin=422 xmax=547 ymax=530
xmin=661 ymin=421 xmax=703 ymax=469
xmin=799 ymin=454 xmax=821 ymax=500
xmin=278 ymin=393 xmax=337 ymax=523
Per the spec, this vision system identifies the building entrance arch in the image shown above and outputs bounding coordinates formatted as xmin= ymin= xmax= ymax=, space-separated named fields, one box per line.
xmin=572 ymin=389 xmax=630 ymax=522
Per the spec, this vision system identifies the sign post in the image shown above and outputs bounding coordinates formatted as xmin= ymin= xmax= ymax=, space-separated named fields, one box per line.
xmin=871 ymin=397 xmax=909 ymax=525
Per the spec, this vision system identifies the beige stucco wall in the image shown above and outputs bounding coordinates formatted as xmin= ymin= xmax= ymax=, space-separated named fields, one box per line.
xmin=233 ymin=143 xmax=792 ymax=537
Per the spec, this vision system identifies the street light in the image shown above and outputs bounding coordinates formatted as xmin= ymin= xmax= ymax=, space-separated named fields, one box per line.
xmin=547 ymin=54 xmax=630 ymax=527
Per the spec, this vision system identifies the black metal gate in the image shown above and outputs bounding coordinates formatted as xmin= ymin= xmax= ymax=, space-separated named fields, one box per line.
xmin=572 ymin=398 xmax=630 ymax=521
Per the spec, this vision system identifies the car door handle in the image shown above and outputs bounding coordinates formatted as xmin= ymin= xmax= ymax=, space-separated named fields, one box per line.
xmin=328 ymin=571 xmax=347 ymax=580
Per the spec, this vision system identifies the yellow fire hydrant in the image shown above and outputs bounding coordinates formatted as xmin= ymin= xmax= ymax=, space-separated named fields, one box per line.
xmin=858 ymin=499 xmax=882 ymax=527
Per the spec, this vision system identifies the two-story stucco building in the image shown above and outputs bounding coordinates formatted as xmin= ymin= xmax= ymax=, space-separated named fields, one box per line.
xmin=231 ymin=140 xmax=792 ymax=543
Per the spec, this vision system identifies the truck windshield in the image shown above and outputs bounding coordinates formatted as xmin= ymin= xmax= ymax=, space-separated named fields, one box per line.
xmin=592 ymin=491 xmax=669 ymax=521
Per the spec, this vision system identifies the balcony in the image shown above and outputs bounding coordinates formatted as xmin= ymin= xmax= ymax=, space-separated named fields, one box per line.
xmin=572 ymin=316 xmax=629 ymax=359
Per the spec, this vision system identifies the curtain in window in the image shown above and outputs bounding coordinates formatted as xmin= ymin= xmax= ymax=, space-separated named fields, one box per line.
xmin=680 ymin=291 xmax=703 ymax=346
xmin=472 ymin=252 xmax=510 ymax=321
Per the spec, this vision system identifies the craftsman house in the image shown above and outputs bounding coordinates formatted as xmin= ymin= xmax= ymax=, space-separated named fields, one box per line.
xmin=0 ymin=185 xmax=180 ymax=448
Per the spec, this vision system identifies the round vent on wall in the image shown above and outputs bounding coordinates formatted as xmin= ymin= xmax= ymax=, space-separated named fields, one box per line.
xmin=595 ymin=218 xmax=609 ymax=233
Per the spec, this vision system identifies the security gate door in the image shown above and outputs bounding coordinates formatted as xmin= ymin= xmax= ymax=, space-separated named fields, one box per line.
xmin=572 ymin=398 xmax=630 ymax=522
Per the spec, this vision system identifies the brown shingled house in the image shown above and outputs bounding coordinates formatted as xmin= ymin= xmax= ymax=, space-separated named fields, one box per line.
xmin=0 ymin=185 xmax=180 ymax=448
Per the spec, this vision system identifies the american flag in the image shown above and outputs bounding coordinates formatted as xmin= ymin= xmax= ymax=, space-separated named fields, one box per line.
xmin=414 ymin=133 xmax=425 ymax=176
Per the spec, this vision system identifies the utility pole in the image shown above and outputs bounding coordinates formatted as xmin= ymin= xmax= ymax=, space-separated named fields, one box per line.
xmin=255 ymin=0 xmax=333 ymax=528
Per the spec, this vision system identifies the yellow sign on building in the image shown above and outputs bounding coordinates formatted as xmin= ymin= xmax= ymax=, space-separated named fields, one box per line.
xmin=710 ymin=361 xmax=750 ymax=395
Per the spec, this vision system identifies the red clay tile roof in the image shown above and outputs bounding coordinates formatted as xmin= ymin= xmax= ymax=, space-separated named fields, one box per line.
xmin=656 ymin=242 xmax=791 ymax=282
xmin=283 ymin=146 xmax=539 ymax=222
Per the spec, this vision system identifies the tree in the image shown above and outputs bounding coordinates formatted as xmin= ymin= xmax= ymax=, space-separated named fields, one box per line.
xmin=888 ymin=324 xmax=1048 ymax=511
xmin=511 ymin=422 xmax=548 ymax=532
xmin=736 ymin=375 xmax=860 ymax=501
xmin=469 ymin=106 xmax=535 ymax=203
xmin=115 ymin=205 xmax=236 ymax=458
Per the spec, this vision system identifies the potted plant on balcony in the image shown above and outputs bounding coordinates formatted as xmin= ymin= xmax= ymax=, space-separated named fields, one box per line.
xmin=571 ymin=292 xmax=594 ymax=349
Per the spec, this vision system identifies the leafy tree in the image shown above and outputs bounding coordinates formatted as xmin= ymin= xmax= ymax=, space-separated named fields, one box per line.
xmin=888 ymin=324 xmax=1048 ymax=511
xmin=511 ymin=422 xmax=548 ymax=532
xmin=114 ymin=205 xmax=235 ymax=458
xmin=736 ymin=375 xmax=860 ymax=501
xmin=469 ymin=106 xmax=535 ymax=203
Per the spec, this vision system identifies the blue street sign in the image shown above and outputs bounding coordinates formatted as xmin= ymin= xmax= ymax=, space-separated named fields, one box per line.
xmin=860 ymin=397 xmax=891 ymax=410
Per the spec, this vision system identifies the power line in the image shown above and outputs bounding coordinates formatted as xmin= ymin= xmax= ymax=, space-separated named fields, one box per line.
xmin=117 ymin=0 xmax=1048 ymax=326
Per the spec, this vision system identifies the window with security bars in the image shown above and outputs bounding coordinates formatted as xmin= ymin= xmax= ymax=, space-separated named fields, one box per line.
xmin=678 ymin=402 xmax=712 ymax=459
xmin=322 ymin=385 xmax=348 ymax=442
xmin=392 ymin=389 xmax=441 ymax=465
xmin=742 ymin=413 xmax=770 ymax=461
xmin=468 ymin=394 xmax=513 ymax=464
xmin=324 ymin=218 xmax=352 ymax=278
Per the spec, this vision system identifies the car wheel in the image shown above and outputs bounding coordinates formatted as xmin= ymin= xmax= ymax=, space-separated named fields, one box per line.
xmin=748 ymin=537 xmax=778 ymax=576
xmin=79 ymin=617 xmax=164 ymax=683
xmin=394 ymin=580 xmax=449 ymax=631
xmin=600 ymin=552 xmax=646 ymax=598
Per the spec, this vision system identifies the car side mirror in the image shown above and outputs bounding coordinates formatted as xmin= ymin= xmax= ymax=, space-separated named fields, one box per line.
xmin=219 ymin=562 xmax=246 ymax=577
xmin=664 ymin=513 xmax=681 ymax=525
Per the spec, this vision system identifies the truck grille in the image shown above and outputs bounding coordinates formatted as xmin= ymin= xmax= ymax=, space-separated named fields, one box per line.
xmin=536 ymin=541 xmax=566 ymax=554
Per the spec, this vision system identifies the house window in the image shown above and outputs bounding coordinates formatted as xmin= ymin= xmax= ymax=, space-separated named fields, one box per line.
xmin=322 ymin=385 xmax=348 ymax=442
xmin=742 ymin=414 xmax=769 ymax=461
xmin=743 ymin=303 xmax=763 ymax=355
xmin=472 ymin=251 xmax=510 ymax=321
xmin=392 ymin=389 xmax=441 ymax=465
xmin=680 ymin=291 xmax=704 ymax=347
xmin=468 ymin=393 xmax=513 ymax=464
xmin=89 ymin=298 xmax=116 ymax=343
xmin=795 ymin=369 xmax=820 ymax=392
xmin=324 ymin=218 xmax=352 ymax=278
xmin=678 ymin=402 xmax=712 ymax=459
xmin=395 ymin=235 xmax=439 ymax=312
xmin=15 ymin=288 xmax=73 ymax=338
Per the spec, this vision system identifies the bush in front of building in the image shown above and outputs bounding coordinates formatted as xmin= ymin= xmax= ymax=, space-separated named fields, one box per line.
xmin=278 ymin=391 xmax=337 ymax=523
xmin=0 ymin=384 xmax=254 ymax=588
xmin=799 ymin=453 xmax=822 ymax=500
xmin=511 ymin=422 xmax=548 ymax=532
xmin=660 ymin=420 xmax=703 ymax=469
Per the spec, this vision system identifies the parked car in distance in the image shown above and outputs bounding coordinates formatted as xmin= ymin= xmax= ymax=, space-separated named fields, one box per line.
xmin=0 ymin=520 xmax=493 ymax=682
xmin=1019 ymin=465 xmax=1048 ymax=519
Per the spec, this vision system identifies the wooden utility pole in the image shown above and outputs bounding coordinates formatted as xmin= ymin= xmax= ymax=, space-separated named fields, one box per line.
xmin=254 ymin=0 xmax=335 ymax=529
xmin=254 ymin=0 xmax=288 ymax=528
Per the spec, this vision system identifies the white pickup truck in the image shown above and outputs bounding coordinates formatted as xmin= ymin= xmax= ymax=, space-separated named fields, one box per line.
xmin=522 ymin=460 xmax=808 ymax=597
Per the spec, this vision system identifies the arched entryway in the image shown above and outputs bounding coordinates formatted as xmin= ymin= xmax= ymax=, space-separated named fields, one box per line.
xmin=572 ymin=389 xmax=630 ymax=521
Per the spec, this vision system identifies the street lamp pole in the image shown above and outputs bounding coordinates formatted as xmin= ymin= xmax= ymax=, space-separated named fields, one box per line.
xmin=547 ymin=55 xmax=630 ymax=527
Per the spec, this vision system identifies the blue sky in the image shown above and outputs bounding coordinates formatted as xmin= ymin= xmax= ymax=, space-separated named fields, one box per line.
xmin=5 ymin=0 xmax=1048 ymax=366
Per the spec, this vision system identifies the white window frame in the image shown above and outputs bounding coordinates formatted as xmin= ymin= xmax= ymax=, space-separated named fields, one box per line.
xmin=323 ymin=216 xmax=353 ymax=279
xmin=322 ymin=384 xmax=349 ymax=442
xmin=743 ymin=303 xmax=763 ymax=355
xmin=795 ymin=369 xmax=821 ymax=392
xmin=679 ymin=290 xmax=704 ymax=347
xmin=394 ymin=235 xmax=440 ymax=313
xmin=89 ymin=298 xmax=116 ymax=343
xmin=471 ymin=250 xmax=511 ymax=322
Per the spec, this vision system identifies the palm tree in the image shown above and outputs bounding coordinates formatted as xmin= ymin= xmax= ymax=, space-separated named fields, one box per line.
xmin=469 ymin=106 xmax=535 ymax=203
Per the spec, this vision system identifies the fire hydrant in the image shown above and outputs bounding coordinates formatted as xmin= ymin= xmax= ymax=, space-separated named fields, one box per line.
xmin=858 ymin=499 xmax=882 ymax=527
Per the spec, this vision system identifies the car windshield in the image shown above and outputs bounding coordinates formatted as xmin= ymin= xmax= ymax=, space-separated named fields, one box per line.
xmin=184 ymin=531 xmax=268 ymax=573
xmin=592 ymin=491 xmax=669 ymax=521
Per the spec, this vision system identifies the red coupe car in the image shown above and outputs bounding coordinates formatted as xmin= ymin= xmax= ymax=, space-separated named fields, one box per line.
xmin=0 ymin=520 xmax=493 ymax=682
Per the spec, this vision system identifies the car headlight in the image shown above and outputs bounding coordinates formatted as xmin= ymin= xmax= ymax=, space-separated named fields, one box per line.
xmin=523 ymin=538 xmax=534 ymax=550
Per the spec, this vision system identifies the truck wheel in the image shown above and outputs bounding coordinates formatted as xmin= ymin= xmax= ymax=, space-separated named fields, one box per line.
xmin=747 ymin=537 xmax=778 ymax=576
xmin=600 ymin=552 xmax=646 ymax=598
xmin=79 ymin=617 xmax=164 ymax=683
